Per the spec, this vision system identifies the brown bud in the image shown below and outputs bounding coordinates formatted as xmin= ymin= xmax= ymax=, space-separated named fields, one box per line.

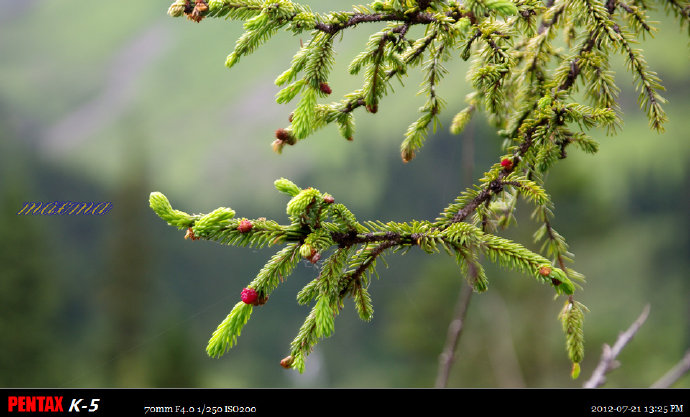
xmin=401 ymin=148 xmax=415 ymax=163
xmin=253 ymin=294 xmax=269 ymax=306
xmin=187 ymin=13 xmax=203 ymax=22
xmin=539 ymin=266 xmax=552 ymax=277
xmin=186 ymin=0 xmax=208 ymax=22
xmin=275 ymin=128 xmax=289 ymax=141
xmin=275 ymin=128 xmax=295 ymax=145
xmin=366 ymin=104 xmax=378 ymax=114
xmin=280 ymin=355 xmax=294 ymax=369
xmin=323 ymin=194 xmax=335 ymax=204
xmin=184 ymin=227 xmax=199 ymax=240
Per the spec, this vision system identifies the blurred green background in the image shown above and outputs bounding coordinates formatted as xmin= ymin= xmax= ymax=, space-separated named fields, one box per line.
xmin=0 ymin=0 xmax=688 ymax=388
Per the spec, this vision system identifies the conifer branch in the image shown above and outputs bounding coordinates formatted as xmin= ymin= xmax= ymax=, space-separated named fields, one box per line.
xmin=344 ymin=241 xmax=397 ymax=286
xmin=156 ymin=0 xmax=689 ymax=377
xmin=336 ymin=28 xmax=439 ymax=120
xmin=538 ymin=0 xmax=566 ymax=34
xmin=617 ymin=0 xmax=654 ymax=35
xmin=615 ymin=28 xmax=667 ymax=131
xmin=663 ymin=0 xmax=690 ymax=33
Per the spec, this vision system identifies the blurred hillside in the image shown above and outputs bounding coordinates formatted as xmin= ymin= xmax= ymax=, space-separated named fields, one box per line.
xmin=0 ymin=0 xmax=688 ymax=388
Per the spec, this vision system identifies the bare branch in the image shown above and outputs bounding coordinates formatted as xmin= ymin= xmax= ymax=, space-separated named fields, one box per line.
xmin=435 ymin=281 xmax=474 ymax=388
xmin=651 ymin=349 xmax=690 ymax=388
xmin=583 ymin=304 xmax=650 ymax=388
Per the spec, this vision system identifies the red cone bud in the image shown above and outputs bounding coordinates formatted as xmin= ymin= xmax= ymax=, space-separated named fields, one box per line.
xmin=237 ymin=219 xmax=253 ymax=233
xmin=319 ymin=82 xmax=332 ymax=95
xmin=241 ymin=287 xmax=258 ymax=304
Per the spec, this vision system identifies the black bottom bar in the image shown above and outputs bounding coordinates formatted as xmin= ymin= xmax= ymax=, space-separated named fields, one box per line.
xmin=3 ymin=388 xmax=688 ymax=417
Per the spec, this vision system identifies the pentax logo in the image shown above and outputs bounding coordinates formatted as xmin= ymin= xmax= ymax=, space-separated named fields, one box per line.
xmin=7 ymin=396 xmax=64 ymax=412
xmin=8 ymin=397 xmax=100 ymax=413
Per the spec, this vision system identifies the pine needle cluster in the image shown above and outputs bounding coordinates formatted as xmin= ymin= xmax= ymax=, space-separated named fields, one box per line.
xmin=154 ymin=0 xmax=689 ymax=378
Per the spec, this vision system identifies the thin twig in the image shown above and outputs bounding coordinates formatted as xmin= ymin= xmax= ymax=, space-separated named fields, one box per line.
xmin=651 ymin=349 xmax=690 ymax=388
xmin=435 ymin=281 xmax=475 ymax=388
xmin=583 ymin=304 xmax=650 ymax=388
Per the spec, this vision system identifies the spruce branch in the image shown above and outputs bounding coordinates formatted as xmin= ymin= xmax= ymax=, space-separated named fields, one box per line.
xmin=617 ymin=0 xmax=655 ymax=36
xmin=207 ymin=301 xmax=253 ymax=358
xmin=662 ymin=0 xmax=690 ymax=34
xmin=157 ymin=0 xmax=690 ymax=378
xmin=401 ymin=41 xmax=448 ymax=162
xmin=560 ymin=298 xmax=588 ymax=379
xmin=150 ymin=178 xmax=576 ymax=370
xmin=616 ymin=28 xmax=668 ymax=131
